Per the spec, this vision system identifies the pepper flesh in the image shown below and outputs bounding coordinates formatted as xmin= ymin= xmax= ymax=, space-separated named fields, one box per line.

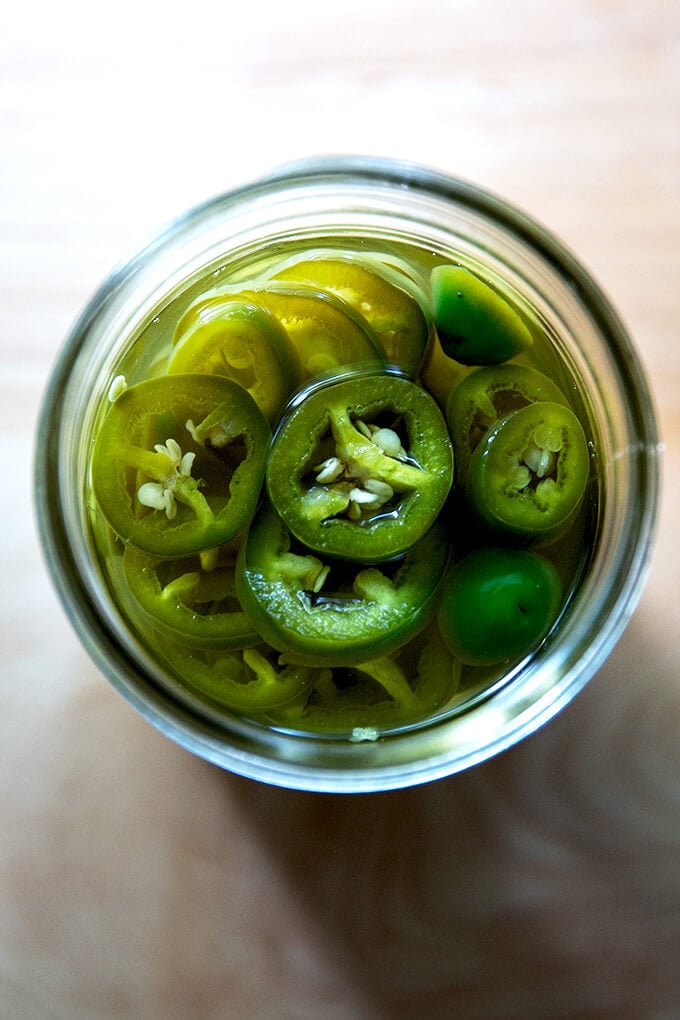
xmin=266 ymin=370 xmax=453 ymax=562
xmin=167 ymin=297 xmax=299 ymax=423
xmin=431 ymin=264 xmax=533 ymax=365
xmin=123 ymin=542 xmax=258 ymax=649
xmin=466 ymin=400 xmax=590 ymax=544
xmin=235 ymin=503 xmax=450 ymax=666
xmin=265 ymin=249 xmax=431 ymax=377
xmin=174 ymin=280 xmax=386 ymax=382
xmin=91 ymin=374 xmax=271 ymax=557
xmin=446 ymin=363 xmax=570 ymax=483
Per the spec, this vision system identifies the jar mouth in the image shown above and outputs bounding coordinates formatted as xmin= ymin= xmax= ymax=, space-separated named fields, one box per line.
xmin=34 ymin=157 xmax=661 ymax=792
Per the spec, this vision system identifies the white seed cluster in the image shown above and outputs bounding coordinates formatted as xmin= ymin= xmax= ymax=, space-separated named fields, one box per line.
xmin=314 ymin=420 xmax=407 ymax=520
xmin=512 ymin=439 xmax=560 ymax=495
xmin=523 ymin=441 xmax=556 ymax=479
xmin=136 ymin=438 xmax=196 ymax=520
xmin=355 ymin=419 xmax=408 ymax=459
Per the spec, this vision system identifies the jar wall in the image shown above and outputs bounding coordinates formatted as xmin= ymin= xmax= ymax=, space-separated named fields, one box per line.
xmin=35 ymin=159 xmax=659 ymax=791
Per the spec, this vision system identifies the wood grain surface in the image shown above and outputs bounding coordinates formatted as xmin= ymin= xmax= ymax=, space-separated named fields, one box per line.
xmin=2 ymin=2 xmax=679 ymax=1017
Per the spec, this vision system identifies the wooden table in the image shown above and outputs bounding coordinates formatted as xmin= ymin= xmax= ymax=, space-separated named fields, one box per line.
xmin=3 ymin=2 xmax=679 ymax=1016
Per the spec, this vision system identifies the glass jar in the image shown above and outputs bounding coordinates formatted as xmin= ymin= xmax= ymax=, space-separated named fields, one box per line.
xmin=35 ymin=157 xmax=660 ymax=792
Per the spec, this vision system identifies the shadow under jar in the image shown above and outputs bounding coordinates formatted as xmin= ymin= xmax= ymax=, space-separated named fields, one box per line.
xmin=35 ymin=157 xmax=660 ymax=792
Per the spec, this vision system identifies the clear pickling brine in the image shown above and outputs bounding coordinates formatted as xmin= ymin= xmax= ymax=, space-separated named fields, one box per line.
xmin=87 ymin=233 xmax=598 ymax=737
xmin=37 ymin=161 xmax=658 ymax=789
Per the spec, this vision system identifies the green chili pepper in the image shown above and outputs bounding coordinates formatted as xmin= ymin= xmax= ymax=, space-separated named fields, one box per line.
xmin=154 ymin=639 xmax=314 ymax=712
xmin=235 ymin=502 xmax=449 ymax=666
xmin=266 ymin=369 xmax=453 ymax=562
xmin=446 ymin=363 xmax=570 ymax=483
xmin=466 ymin=400 xmax=590 ymax=544
xmin=175 ymin=280 xmax=386 ymax=381
xmin=167 ymin=297 xmax=299 ymax=423
xmin=265 ymin=621 xmax=461 ymax=733
xmin=91 ymin=374 xmax=271 ymax=557
xmin=431 ymin=264 xmax=533 ymax=365
xmin=264 ymin=249 xmax=431 ymax=377
xmin=437 ymin=547 xmax=563 ymax=666
xmin=122 ymin=542 xmax=258 ymax=649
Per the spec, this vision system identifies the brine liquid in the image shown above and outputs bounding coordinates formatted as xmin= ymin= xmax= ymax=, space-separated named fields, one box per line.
xmin=88 ymin=233 xmax=598 ymax=737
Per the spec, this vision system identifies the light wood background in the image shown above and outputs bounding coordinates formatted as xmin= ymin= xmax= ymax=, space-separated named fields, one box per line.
xmin=2 ymin=2 xmax=679 ymax=1017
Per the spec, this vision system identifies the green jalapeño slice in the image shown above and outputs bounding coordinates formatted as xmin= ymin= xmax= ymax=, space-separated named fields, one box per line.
xmin=174 ymin=280 xmax=386 ymax=382
xmin=92 ymin=374 xmax=270 ymax=557
xmin=235 ymin=503 xmax=449 ymax=666
xmin=266 ymin=370 xmax=454 ymax=562
xmin=266 ymin=621 xmax=461 ymax=734
xmin=466 ymin=400 xmax=590 ymax=544
xmin=431 ymin=263 xmax=533 ymax=365
xmin=263 ymin=249 xmax=431 ymax=377
xmin=167 ymin=296 xmax=299 ymax=423
xmin=153 ymin=639 xmax=315 ymax=713
xmin=446 ymin=363 xmax=570 ymax=484
xmin=437 ymin=548 xmax=562 ymax=666
xmin=122 ymin=541 xmax=258 ymax=649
